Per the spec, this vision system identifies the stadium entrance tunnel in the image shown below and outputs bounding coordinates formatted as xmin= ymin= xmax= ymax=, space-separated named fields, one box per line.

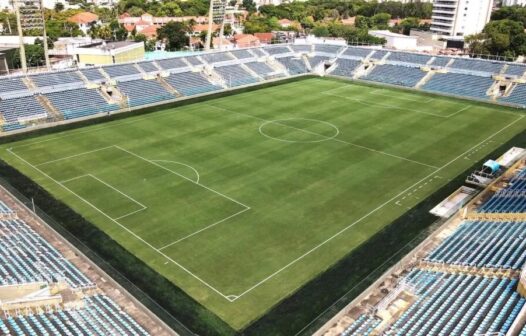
xmin=259 ymin=118 xmax=340 ymax=143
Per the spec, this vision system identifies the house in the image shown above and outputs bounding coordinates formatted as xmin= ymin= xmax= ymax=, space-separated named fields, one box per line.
xmin=254 ymin=32 xmax=273 ymax=44
xmin=233 ymin=34 xmax=260 ymax=48
xmin=212 ymin=37 xmax=233 ymax=50
xmin=278 ymin=19 xmax=293 ymax=28
xmin=67 ymin=12 xmax=100 ymax=35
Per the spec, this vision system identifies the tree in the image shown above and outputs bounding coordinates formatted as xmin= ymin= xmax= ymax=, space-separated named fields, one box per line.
xmin=371 ymin=13 xmax=391 ymax=29
xmin=466 ymin=19 xmax=526 ymax=60
xmin=134 ymin=33 xmax=156 ymax=51
xmin=157 ymin=21 xmax=192 ymax=51
xmin=12 ymin=41 xmax=45 ymax=68
xmin=243 ymin=15 xmax=278 ymax=34
xmin=54 ymin=2 xmax=64 ymax=12
xmin=242 ymin=0 xmax=256 ymax=13
xmin=312 ymin=24 xmax=329 ymax=37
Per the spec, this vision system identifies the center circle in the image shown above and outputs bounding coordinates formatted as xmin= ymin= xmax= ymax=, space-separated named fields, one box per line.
xmin=259 ymin=118 xmax=340 ymax=143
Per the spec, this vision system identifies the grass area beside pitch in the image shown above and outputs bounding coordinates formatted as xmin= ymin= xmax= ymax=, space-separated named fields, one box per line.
xmin=0 ymin=77 xmax=524 ymax=330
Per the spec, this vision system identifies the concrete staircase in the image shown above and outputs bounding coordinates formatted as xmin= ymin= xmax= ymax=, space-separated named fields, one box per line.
xmin=36 ymin=95 xmax=63 ymax=121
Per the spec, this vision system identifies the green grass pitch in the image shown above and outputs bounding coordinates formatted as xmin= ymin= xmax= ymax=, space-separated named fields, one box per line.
xmin=1 ymin=77 xmax=525 ymax=329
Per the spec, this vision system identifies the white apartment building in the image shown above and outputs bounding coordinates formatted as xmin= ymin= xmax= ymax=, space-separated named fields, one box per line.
xmin=431 ymin=0 xmax=493 ymax=37
xmin=502 ymin=0 xmax=526 ymax=5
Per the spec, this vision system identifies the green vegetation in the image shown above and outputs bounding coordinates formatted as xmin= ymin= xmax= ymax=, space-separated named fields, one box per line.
xmin=0 ymin=78 xmax=524 ymax=332
xmin=467 ymin=5 xmax=526 ymax=60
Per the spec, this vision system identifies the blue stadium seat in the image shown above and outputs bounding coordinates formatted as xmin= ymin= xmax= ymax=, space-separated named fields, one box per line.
xmin=422 ymin=72 xmax=494 ymax=99
xmin=364 ymin=64 xmax=425 ymax=87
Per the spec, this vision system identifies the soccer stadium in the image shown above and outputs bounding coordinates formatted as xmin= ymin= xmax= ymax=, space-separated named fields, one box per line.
xmin=0 ymin=42 xmax=526 ymax=336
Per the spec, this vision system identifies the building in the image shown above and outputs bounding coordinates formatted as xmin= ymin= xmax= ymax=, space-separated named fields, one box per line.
xmin=370 ymin=30 xmax=418 ymax=50
xmin=67 ymin=12 xmax=100 ymax=35
xmin=431 ymin=0 xmax=494 ymax=38
xmin=74 ymin=41 xmax=145 ymax=65
xmin=233 ymin=34 xmax=260 ymax=48
xmin=503 ymin=0 xmax=526 ymax=5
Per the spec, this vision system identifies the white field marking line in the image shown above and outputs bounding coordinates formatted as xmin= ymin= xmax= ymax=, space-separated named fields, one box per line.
xmin=114 ymin=145 xmax=250 ymax=210
xmin=115 ymin=207 xmax=147 ymax=220
xmin=86 ymin=174 xmax=148 ymax=220
xmin=9 ymin=102 xmax=209 ymax=150
xmin=6 ymin=147 xmax=234 ymax=302
xmin=11 ymin=79 xmax=321 ymax=151
xmin=207 ymin=105 xmax=438 ymax=169
xmin=59 ymin=174 xmax=90 ymax=184
xmin=323 ymin=91 xmax=448 ymax=118
xmin=158 ymin=207 xmax=250 ymax=250
xmin=35 ymin=146 xmax=115 ymax=166
xmin=446 ymin=104 xmax=472 ymax=118
xmin=258 ymin=118 xmax=340 ymax=143
xmin=151 ymin=160 xmax=200 ymax=183
xmin=229 ymin=114 xmax=525 ymax=300
xmin=369 ymin=90 xmax=424 ymax=102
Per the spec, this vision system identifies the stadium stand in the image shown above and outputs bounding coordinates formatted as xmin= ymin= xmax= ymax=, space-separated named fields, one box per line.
xmin=117 ymin=79 xmax=173 ymax=106
xmin=45 ymin=88 xmax=117 ymax=120
xmin=505 ymin=64 xmax=526 ymax=77
xmin=291 ymin=44 xmax=312 ymax=53
xmin=364 ymin=64 xmax=425 ymax=87
xmin=251 ymin=48 xmax=267 ymax=57
xmin=0 ymin=197 xmax=154 ymax=335
xmin=214 ymin=64 xmax=259 ymax=87
xmin=478 ymin=168 xmax=526 ymax=213
xmin=341 ymin=314 xmax=380 ymax=336
xmin=156 ymin=57 xmax=189 ymax=71
xmin=502 ymin=83 xmax=526 ymax=107
xmin=103 ymin=63 xmax=141 ymax=79
xmin=387 ymin=51 xmax=431 ymax=65
xmin=30 ymin=71 xmax=83 ymax=88
xmin=429 ymin=56 xmax=451 ymax=67
xmin=164 ymin=71 xmax=222 ymax=96
xmin=0 ymin=294 xmax=149 ymax=335
xmin=0 ymin=218 xmax=93 ymax=287
xmin=342 ymin=46 xmax=373 ymax=59
xmin=137 ymin=61 xmax=159 ymax=73
xmin=314 ymin=44 xmax=344 ymax=55
xmin=276 ymin=56 xmax=308 ymax=75
xmin=201 ymin=52 xmax=234 ymax=64
xmin=245 ymin=61 xmax=278 ymax=78
xmin=230 ymin=49 xmax=254 ymax=59
xmin=0 ymin=95 xmax=48 ymax=126
xmin=424 ymin=220 xmax=526 ymax=269
xmin=370 ymin=50 xmax=389 ymax=60
xmin=385 ymin=272 xmax=525 ymax=336
xmin=5 ymin=43 xmax=526 ymax=134
xmin=185 ymin=56 xmax=203 ymax=66
xmin=0 ymin=76 xmax=30 ymax=97
xmin=264 ymin=46 xmax=292 ymax=56
xmin=79 ymin=68 xmax=106 ymax=82
xmin=422 ymin=72 xmax=494 ymax=99
xmin=307 ymin=56 xmax=330 ymax=69
xmin=331 ymin=58 xmax=361 ymax=78
xmin=450 ymin=58 xmax=504 ymax=74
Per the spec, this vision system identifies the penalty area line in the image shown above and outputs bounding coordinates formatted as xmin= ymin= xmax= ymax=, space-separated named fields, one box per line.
xmin=158 ymin=206 xmax=251 ymax=250
xmin=6 ymin=147 xmax=235 ymax=302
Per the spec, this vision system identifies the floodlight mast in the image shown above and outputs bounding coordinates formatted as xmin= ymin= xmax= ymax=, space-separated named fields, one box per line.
xmin=14 ymin=0 xmax=51 ymax=73
xmin=204 ymin=0 xmax=227 ymax=51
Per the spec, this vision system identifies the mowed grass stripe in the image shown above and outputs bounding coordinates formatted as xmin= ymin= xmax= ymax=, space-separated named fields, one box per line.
xmin=1 ymin=78 xmax=525 ymax=329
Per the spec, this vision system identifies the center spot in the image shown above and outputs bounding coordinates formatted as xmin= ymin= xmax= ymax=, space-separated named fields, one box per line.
xmin=259 ymin=118 xmax=339 ymax=143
